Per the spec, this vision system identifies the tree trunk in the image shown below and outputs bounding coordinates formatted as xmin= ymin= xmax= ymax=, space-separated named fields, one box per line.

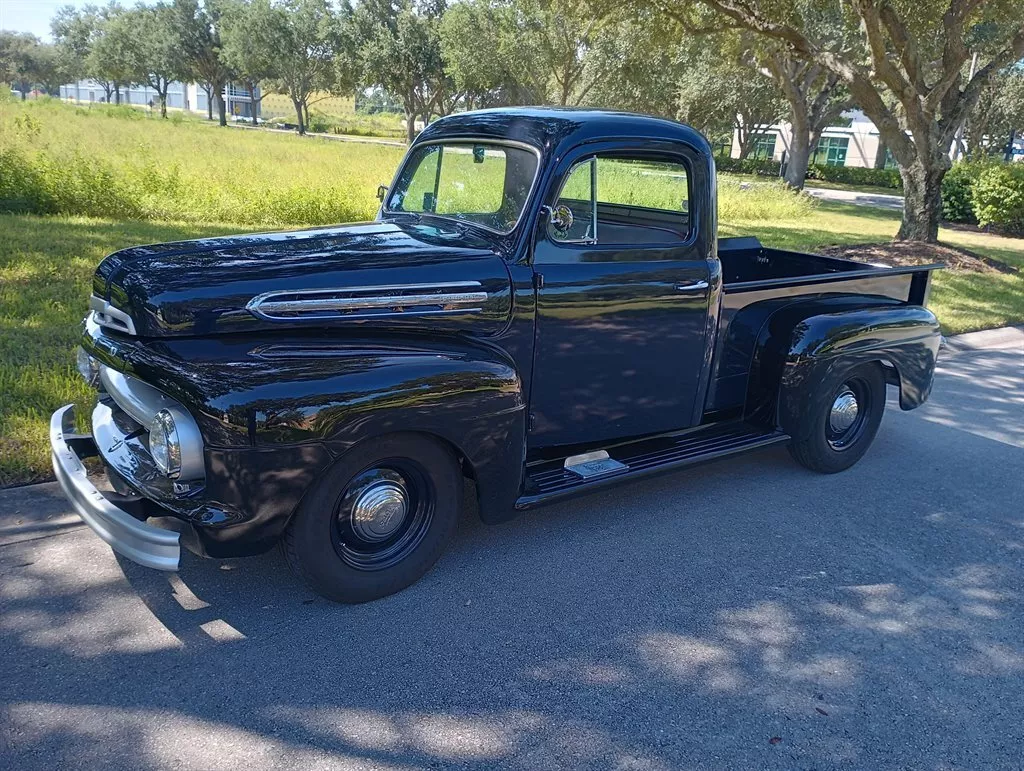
xmin=205 ymin=86 xmax=213 ymax=120
xmin=248 ymin=83 xmax=258 ymax=126
xmin=303 ymin=103 xmax=310 ymax=131
xmin=216 ymin=89 xmax=227 ymax=126
xmin=784 ymin=114 xmax=811 ymax=190
xmin=405 ymin=111 xmax=416 ymax=143
xmin=159 ymin=93 xmax=167 ymax=119
xmin=293 ymin=98 xmax=306 ymax=135
xmin=114 ymin=85 xmax=121 ymax=105
xmin=896 ymin=161 xmax=945 ymax=242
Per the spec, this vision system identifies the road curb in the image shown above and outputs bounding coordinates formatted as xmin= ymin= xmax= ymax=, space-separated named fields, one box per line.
xmin=942 ymin=324 xmax=1024 ymax=355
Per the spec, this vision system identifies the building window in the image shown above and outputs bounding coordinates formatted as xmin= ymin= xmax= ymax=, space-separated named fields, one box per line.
xmin=751 ymin=133 xmax=777 ymax=161
xmin=813 ymin=136 xmax=849 ymax=167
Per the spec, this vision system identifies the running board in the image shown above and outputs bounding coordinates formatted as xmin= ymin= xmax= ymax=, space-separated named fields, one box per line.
xmin=516 ymin=424 xmax=789 ymax=510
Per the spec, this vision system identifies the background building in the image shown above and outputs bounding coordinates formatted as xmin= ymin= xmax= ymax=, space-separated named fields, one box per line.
xmin=731 ymin=110 xmax=892 ymax=169
xmin=58 ymin=80 xmax=260 ymax=120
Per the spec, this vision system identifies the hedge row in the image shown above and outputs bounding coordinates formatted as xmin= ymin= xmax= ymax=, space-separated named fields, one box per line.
xmin=714 ymin=155 xmax=903 ymax=189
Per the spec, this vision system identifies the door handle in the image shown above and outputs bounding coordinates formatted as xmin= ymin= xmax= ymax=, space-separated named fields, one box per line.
xmin=674 ymin=280 xmax=710 ymax=292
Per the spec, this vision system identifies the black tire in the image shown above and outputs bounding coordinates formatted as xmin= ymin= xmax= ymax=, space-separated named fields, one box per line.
xmin=283 ymin=433 xmax=462 ymax=603
xmin=787 ymin=362 xmax=886 ymax=474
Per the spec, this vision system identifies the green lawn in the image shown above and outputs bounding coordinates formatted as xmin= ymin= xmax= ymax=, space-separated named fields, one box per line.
xmin=1 ymin=98 xmax=1023 ymax=486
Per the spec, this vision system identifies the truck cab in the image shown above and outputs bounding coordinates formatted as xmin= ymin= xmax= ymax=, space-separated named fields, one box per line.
xmin=52 ymin=108 xmax=942 ymax=602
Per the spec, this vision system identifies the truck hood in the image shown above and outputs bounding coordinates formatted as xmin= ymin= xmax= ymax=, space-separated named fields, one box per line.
xmin=94 ymin=220 xmax=514 ymax=338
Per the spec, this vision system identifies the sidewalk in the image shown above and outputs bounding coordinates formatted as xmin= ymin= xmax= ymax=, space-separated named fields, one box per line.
xmin=941 ymin=323 xmax=1024 ymax=355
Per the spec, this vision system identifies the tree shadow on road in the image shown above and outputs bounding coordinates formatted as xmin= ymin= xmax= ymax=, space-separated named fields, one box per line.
xmin=2 ymin=361 xmax=1024 ymax=769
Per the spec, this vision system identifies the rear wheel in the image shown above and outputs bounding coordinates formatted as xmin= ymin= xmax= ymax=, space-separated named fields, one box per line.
xmin=284 ymin=434 xmax=462 ymax=603
xmin=787 ymin=362 xmax=886 ymax=474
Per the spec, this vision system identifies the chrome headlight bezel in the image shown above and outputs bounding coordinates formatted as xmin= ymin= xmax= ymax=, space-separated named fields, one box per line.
xmin=149 ymin=409 xmax=181 ymax=478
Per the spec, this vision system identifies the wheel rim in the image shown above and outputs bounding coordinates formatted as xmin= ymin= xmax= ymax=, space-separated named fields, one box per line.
xmin=332 ymin=463 xmax=434 ymax=571
xmin=826 ymin=379 xmax=871 ymax=451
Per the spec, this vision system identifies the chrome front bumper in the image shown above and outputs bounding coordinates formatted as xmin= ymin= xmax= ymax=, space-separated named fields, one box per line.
xmin=50 ymin=404 xmax=180 ymax=571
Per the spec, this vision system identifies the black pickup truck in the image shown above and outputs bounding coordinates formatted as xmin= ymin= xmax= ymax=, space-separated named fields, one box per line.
xmin=53 ymin=108 xmax=942 ymax=602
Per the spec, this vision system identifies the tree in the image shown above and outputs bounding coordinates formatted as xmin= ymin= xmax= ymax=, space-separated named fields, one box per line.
xmin=256 ymin=0 xmax=346 ymax=134
xmin=220 ymin=0 xmax=282 ymax=125
xmin=676 ymin=35 xmax=786 ymax=157
xmin=52 ymin=4 xmax=104 ymax=98
xmin=584 ymin=9 xmax=686 ymax=117
xmin=963 ymin=66 xmax=1024 ymax=158
xmin=119 ymin=3 xmax=187 ymax=118
xmin=88 ymin=4 xmax=138 ymax=104
xmin=439 ymin=0 xmax=533 ymax=108
xmin=652 ymin=0 xmax=1024 ymax=242
xmin=28 ymin=43 xmax=69 ymax=95
xmin=175 ymin=0 xmax=233 ymax=125
xmin=0 ymin=32 xmax=41 ymax=98
xmin=438 ymin=0 xmax=613 ymax=110
xmin=762 ymin=51 xmax=850 ymax=189
xmin=357 ymin=0 xmax=451 ymax=142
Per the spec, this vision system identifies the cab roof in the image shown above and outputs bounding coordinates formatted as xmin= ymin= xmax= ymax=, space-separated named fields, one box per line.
xmin=416 ymin=107 xmax=712 ymax=159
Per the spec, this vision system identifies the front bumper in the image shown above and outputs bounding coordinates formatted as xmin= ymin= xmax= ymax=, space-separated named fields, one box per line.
xmin=50 ymin=404 xmax=181 ymax=571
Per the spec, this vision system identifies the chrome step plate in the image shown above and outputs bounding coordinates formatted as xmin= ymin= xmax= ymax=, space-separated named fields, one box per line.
xmin=564 ymin=451 xmax=629 ymax=480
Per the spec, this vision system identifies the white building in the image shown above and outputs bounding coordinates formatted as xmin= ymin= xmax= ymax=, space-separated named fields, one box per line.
xmin=732 ymin=110 xmax=892 ymax=169
xmin=58 ymin=79 xmax=260 ymax=120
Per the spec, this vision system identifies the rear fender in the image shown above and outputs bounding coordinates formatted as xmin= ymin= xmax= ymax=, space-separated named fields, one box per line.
xmin=747 ymin=304 xmax=941 ymax=437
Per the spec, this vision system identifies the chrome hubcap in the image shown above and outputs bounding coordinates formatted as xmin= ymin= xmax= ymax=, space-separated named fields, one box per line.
xmin=829 ymin=388 xmax=859 ymax=433
xmin=351 ymin=481 xmax=408 ymax=542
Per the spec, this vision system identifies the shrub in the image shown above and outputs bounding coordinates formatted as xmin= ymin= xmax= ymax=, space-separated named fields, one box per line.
xmin=805 ymin=163 xmax=903 ymax=189
xmin=714 ymin=156 xmax=781 ymax=177
xmin=715 ymin=155 xmax=903 ymax=189
xmin=972 ymin=164 xmax=1024 ymax=234
xmin=942 ymin=161 xmax=981 ymax=223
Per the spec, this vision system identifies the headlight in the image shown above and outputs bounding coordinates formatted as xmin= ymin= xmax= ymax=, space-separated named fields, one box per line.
xmin=149 ymin=409 xmax=181 ymax=477
xmin=76 ymin=347 xmax=99 ymax=386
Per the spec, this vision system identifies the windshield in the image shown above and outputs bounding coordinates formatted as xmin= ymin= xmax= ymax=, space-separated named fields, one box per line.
xmin=385 ymin=141 xmax=540 ymax=234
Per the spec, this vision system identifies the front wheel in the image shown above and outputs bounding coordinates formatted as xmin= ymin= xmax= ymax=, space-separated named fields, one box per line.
xmin=787 ymin=362 xmax=887 ymax=474
xmin=283 ymin=433 xmax=462 ymax=603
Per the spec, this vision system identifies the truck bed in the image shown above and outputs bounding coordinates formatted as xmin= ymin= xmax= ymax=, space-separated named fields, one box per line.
xmin=706 ymin=237 xmax=943 ymax=415
xmin=718 ymin=236 xmax=938 ymax=290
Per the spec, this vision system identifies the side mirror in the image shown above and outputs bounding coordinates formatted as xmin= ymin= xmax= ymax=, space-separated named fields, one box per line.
xmin=541 ymin=204 xmax=574 ymax=236
xmin=376 ymin=184 xmax=388 ymax=202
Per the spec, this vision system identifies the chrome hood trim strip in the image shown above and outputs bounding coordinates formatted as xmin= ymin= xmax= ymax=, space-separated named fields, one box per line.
xmin=246 ymin=281 xmax=489 ymax=321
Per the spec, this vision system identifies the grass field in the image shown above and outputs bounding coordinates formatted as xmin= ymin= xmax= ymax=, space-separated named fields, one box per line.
xmin=1 ymin=97 xmax=1022 ymax=486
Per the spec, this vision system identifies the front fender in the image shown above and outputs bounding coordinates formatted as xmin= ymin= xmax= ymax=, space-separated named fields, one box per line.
xmin=240 ymin=340 xmax=527 ymax=522
xmin=774 ymin=306 xmax=940 ymax=438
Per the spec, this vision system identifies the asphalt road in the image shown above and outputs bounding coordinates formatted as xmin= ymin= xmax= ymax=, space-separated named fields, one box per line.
xmin=2 ymin=330 xmax=1022 ymax=770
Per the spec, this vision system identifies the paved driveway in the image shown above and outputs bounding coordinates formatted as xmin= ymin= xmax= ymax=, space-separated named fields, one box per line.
xmin=805 ymin=186 xmax=904 ymax=211
xmin=2 ymin=332 xmax=1022 ymax=770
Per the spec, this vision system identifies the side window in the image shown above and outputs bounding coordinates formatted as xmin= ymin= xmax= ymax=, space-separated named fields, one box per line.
xmin=548 ymin=153 xmax=691 ymax=246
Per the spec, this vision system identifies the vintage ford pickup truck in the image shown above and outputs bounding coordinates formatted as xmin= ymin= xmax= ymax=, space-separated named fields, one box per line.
xmin=52 ymin=108 xmax=942 ymax=602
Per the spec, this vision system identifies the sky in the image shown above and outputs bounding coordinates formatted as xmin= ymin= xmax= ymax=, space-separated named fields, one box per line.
xmin=0 ymin=0 xmax=88 ymax=40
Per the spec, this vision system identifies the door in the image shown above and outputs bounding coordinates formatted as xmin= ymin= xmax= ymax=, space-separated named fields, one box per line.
xmin=528 ymin=150 xmax=714 ymax=450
